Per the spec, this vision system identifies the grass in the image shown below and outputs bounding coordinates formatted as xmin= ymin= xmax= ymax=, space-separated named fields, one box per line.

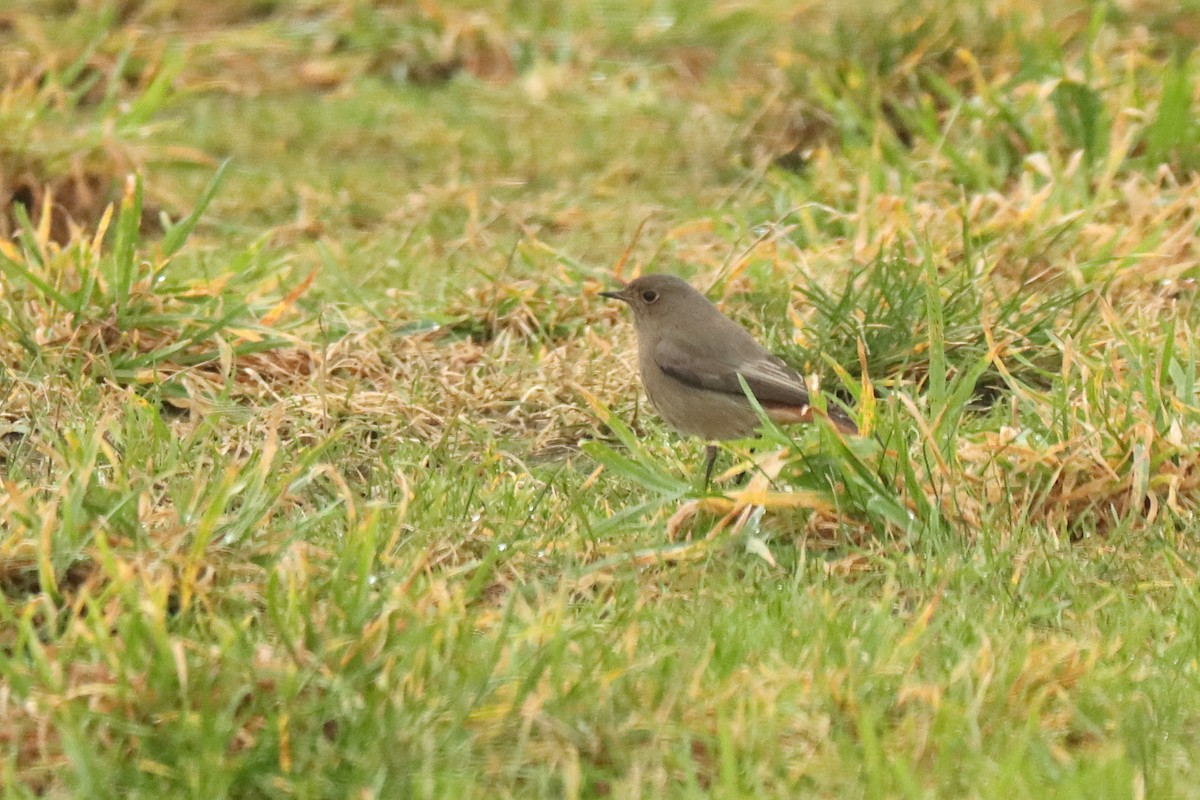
xmin=2 ymin=0 xmax=1200 ymax=797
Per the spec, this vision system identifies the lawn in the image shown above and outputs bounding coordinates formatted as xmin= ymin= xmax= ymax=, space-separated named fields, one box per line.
xmin=2 ymin=1 xmax=1199 ymax=797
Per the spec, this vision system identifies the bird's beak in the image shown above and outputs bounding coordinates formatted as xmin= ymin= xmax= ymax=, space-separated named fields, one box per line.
xmin=600 ymin=287 xmax=627 ymax=302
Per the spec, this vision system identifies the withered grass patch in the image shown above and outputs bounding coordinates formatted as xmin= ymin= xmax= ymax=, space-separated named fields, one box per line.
xmin=1 ymin=13 xmax=218 ymax=242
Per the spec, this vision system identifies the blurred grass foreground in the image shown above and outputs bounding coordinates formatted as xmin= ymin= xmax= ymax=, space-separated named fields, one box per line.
xmin=2 ymin=1 xmax=1200 ymax=798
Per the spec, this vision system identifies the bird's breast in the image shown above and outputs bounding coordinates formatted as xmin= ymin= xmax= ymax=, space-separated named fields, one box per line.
xmin=638 ymin=356 xmax=760 ymax=440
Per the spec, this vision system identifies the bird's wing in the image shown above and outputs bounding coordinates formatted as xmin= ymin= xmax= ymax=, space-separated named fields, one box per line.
xmin=654 ymin=338 xmax=811 ymax=407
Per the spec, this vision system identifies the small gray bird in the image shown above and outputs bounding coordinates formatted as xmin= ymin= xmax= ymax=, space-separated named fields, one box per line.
xmin=602 ymin=273 xmax=858 ymax=485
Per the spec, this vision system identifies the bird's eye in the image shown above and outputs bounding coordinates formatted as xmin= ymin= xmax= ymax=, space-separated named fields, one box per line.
xmin=641 ymin=290 xmax=659 ymax=303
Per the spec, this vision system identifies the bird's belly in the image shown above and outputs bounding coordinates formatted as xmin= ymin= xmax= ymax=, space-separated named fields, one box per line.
xmin=643 ymin=376 xmax=760 ymax=440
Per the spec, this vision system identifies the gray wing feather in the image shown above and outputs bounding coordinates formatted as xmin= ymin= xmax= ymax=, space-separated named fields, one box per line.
xmin=654 ymin=339 xmax=811 ymax=406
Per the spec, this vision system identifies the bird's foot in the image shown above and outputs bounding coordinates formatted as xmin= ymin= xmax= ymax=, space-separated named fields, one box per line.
xmin=702 ymin=444 xmax=718 ymax=490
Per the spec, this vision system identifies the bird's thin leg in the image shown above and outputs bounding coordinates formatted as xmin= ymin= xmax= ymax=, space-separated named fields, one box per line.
xmin=702 ymin=444 xmax=718 ymax=489
xmin=733 ymin=447 xmax=754 ymax=486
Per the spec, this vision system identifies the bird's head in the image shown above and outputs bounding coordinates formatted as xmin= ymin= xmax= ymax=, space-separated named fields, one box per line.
xmin=600 ymin=274 xmax=705 ymax=325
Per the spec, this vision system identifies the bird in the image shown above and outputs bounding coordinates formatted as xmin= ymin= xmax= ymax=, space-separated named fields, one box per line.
xmin=601 ymin=273 xmax=858 ymax=485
